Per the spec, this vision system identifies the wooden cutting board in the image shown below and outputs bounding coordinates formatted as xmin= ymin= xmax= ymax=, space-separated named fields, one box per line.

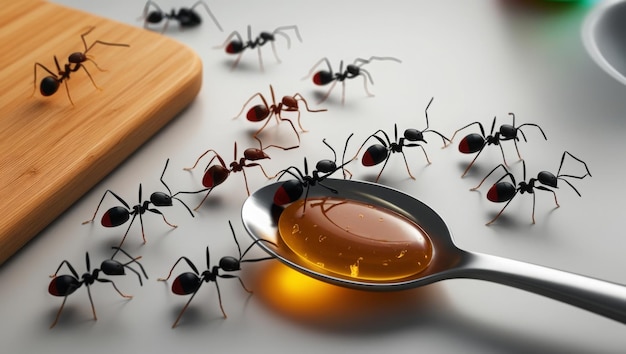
xmin=0 ymin=0 xmax=203 ymax=265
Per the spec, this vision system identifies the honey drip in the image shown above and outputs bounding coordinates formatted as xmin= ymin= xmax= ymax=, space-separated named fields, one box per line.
xmin=278 ymin=197 xmax=433 ymax=281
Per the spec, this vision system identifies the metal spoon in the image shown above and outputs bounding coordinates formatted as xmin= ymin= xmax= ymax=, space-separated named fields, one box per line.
xmin=241 ymin=178 xmax=626 ymax=323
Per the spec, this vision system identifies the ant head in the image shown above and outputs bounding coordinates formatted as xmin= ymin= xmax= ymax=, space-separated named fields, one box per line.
xmin=404 ymin=128 xmax=425 ymax=142
xmin=177 ymin=8 xmax=202 ymax=28
xmin=40 ymin=76 xmax=60 ymax=96
xmin=499 ymin=124 xmax=517 ymax=139
xmin=218 ymin=256 xmax=241 ymax=272
xmin=150 ymin=191 xmax=173 ymax=207
xmin=68 ymin=52 xmax=87 ymax=64
xmin=260 ymin=32 xmax=275 ymax=41
xmin=100 ymin=259 xmax=126 ymax=276
xmin=346 ymin=64 xmax=360 ymax=75
xmin=316 ymin=159 xmax=337 ymax=174
xmin=243 ymin=148 xmax=270 ymax=161
xmin=537 ymin=171 xmax=557 ymax=188
xmin=281 ymin=95 xmax=298 ymax=109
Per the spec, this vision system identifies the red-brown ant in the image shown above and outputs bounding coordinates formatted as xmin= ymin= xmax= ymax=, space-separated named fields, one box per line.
xmin=183 ymin=142 xmax=273 ymax=210
xmin=450 ymin=113 xmax=547 ymax=177
xmin=32 ymin=26 xmax=129 ymax=105
xmin=82 ymin=159 xmax=194 ymax=247
xmin=233 ymin=85 xmax=326 ymax=151
xmin=158 ymin=221 xmax=275 ymax=328
xmin=352 ymin=97 xmax=450 ymax=183
xmin=273 ymin=134 xmax=354 ymax=208
xmin=302 ymin=56 xmax=401 ymax=104
xmin=215 ymin=25 xmax=302 ymax=71
xmin=141 ymin=0 xmax=222 ymax=33
xmin=48 ymin=247 xmax=147 ymax=328
xmin=470 ymin=151 xmax=592 ymax=225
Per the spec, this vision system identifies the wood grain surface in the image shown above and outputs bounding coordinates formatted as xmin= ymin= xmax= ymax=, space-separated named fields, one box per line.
xmin=0 ymin=0 xmax=203 ymax=264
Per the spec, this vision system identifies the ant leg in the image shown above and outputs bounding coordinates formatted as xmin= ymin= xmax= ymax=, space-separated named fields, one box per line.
xmin=317 ymin=80 xmax=338 ymax=105
xmin=32 ymin=62 xmax=58 ymax=96
xmin=498 ymin=143 xmax=509 ymax=167
xmin=374 ymin=157 xmax=392 ymax=183
xmin=78 ymin=65 xmax=101 ymax=91
xmin=50 ymin=260 xmax=80 ymax=278
xmin=82 ymin=190 xmax=130 ymax=224
xmin=184 ymin=149 xmax=220 ymax=170
xmin=461 ymin=148 xmax=485 ymax=178
xmin=359 ymin=68 xmax=375 ymax=96
xmin=115 ymin=214 xmax=137 ymax=249
xmin=86 ymin=285 xmax=97 ymax=321
xmin=158 ymin=256 xmax=199 ymax=282
xmin=399 ymin=151 xmax=417 ymax=179
xmin=470 ymin=164 xmax=508 ymax=191
xmin=149 ymin=208 xmax=177 ymax=229
xmin=257 ymin=47 xmax=265 ymax=72
xmin=191 ymin=0 xmax=223 ymax=31
xmin=213 ymin=281 xmax=228 ymax=318
xmin=97 ymin=278 xmax=133 ymax=299
xmin=50 ymin=296 xmax=69 ymax=328
xmin=301 ymin=57 xmax=332 ymax=81
xmin=341 ymin=81 xmax=346 ymax=105
xmin=172 ymin=290 xmax=200 ymax=328
xmin=194 ymin=189 xmax=214 ymax=211
xmin=449 ymin=121 xmax=486 ymax=143
xmin=270 ymin=41 xmax=281 ymax=64
xmin=232 ymin=92 xmax=268 ymax=120
xmin=486 ymin=197 xmax=515 ymax=226
xmin=263 ymin=115 xmax=301 ymax=150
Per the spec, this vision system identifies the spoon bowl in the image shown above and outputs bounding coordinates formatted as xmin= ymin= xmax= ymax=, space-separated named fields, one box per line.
xmin=242 ymin=178 xmax=626 ymax=323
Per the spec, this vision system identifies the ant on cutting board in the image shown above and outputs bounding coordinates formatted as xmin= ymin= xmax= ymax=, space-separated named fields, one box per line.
xmin=32 ymin=26 xmax=129 ymax=105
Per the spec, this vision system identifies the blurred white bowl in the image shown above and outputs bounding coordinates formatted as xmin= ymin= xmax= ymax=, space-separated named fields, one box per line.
xmin=583 ymin=0 xmax=626 ymax=85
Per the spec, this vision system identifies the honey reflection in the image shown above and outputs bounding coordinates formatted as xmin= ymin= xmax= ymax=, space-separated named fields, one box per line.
xmin=245 ymin=261 xmax=444 ymax=332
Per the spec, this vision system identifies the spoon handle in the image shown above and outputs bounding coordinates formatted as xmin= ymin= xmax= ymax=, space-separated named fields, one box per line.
xmin=457 ymin=251 xmax=626 ymax=324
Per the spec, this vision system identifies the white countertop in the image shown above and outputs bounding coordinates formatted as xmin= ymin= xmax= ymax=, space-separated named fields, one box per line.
xmin=2 ymin=0 xmax=625 ymax=352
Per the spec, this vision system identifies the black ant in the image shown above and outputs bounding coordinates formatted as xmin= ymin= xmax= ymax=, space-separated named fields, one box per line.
xmin=32 ymin=26 xmax=129 ymax=105
xmin=233 ymin=85 xmax=326 ymax=150
xmin=48 ymin=247 xmax=148 ymax=328
xmin=450 ymin=113 xmax=547 ymax=177
xmin=183 ymin=142 xmax=273 ymax=210
xmin=470 ymin=151 xmax=592 ymax=225
xmin=352 ymin=97 xmax=450 ymax=183
xmin=158 ymin=221 xmax=275 ymax=328
xmin=140 ymin=0 xmax=222 ymax=33
xmin=215 ymin=25 xmax=302 ymax=71
xmin=82 ymin=159 xmax=194 ymax=247
xmin=273 ymin=134 xmax=353 ymax=208
xmin=302 ymin=56 xmax=402 ymax=104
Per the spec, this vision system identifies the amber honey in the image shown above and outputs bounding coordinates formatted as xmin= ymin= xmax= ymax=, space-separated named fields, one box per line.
xmin=277 ymin=197 xmax=433 ymax=281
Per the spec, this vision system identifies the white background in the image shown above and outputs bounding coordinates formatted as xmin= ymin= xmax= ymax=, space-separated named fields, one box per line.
xmin=2 ymin=0 xmax=626 ymax=352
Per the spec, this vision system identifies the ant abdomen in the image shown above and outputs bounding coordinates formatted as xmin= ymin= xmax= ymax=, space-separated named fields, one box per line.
xmin=459 ymin=133 xmax=485 ymax=154
xmin=362 ymin=144 xmax=388 ymax=166
xmin=313 ymin=71 xmax=334 ymax=85
xmin=102 ymin=206 xmax=130 ymax=227
xmin=40 ymin=77 xmax=60 ymax=96
xmin=487 ymin=182 xmax=516 ymax=203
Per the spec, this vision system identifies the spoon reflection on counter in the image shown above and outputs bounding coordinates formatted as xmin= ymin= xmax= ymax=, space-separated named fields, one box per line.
xmin=241 ymin=178 xmax=626 ymax=324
